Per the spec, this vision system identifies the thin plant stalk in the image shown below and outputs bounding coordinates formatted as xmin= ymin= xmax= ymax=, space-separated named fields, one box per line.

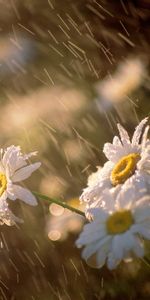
xmin=33 ymin=191 xmax=85 ymax=217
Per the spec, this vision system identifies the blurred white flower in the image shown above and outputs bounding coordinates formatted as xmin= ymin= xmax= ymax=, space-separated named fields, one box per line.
xmin=40 ymin=174 xmax=68 ymax=198
xmin=47 ymin=199 xmax=85 ymax=241
xmin=0 ymin=36 xmax=36 ymax=77
xmin=0 ymin=145 xmax=41 ymax=225
xmin=81 ymin=118 xmax=150 ymax=216
xmin=76 ymin=189 xmax=150 ymax=270
xmin=95 ymin=57 xmax=146 ymax=110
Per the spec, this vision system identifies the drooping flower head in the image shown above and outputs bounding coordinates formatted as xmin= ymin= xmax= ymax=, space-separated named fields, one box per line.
xmin=80 ymin=118 xmax=150 ymax=215
xmin=76 ymin=187 xmax=150 ymax=270
xmin=0 ymin=145 xmax=41 ymax=225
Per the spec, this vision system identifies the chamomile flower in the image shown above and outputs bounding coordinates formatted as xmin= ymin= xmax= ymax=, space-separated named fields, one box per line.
xmin=76 ymin=188 xmax=150 ymax=270
xmin=81 ymin=118 xmax=150 ymax=215
xmin=0 ymin=145 xmax=41 ymax=225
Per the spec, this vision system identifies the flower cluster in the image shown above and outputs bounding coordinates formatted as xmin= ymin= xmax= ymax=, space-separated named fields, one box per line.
xmin=0 ymin=145 xmax=41 ymax=225
xmin=76 ymin=118 xmax=150 ymax=269
xmin=1 ymin=119 xmax=150 ymax=271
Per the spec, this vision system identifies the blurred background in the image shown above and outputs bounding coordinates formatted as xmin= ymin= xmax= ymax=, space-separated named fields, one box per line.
xmin=0 ymin=0 xmax=150 ymax=299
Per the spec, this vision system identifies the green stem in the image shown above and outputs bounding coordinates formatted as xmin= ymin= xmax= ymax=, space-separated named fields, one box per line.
xmin=33 ymin=191 xmax=85 ymax=217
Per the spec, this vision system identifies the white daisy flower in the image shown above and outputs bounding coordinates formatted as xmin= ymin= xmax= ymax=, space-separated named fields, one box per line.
xmin=76 ymin=188 xmax=150 ymax=270
xmin=81 ymin=118 xmax=150 ymax=215
xmin=0 ymin=145 xmax=41 ymax=225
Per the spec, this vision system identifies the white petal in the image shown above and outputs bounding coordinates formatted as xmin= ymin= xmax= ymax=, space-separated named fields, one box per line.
xmin=120 ymin=231 xmax=144 ymax=258
xmin=132 ymin=237 xmax=144 ymax=257
xmin=12 ymin=151 xmax=38 ymax=173
xmin=111 ymin=235 xmax=125 ymax=261
xmin=117 ymin=184 xmax=135 ymax=210
xmin=76 ymin=220 xmax=106 ymax=246
xmin=12 ymin=162 xmax=41 ymax=182
xmin=134 ymin=195 xmax=150 ymax=209
xmin=85 ymin=203 xmax=109 ymax=221
xmin=2 ymin=145 xmax=28 ymax=176
xmin=11 ymin=150 xmax=37 ymax=173
xmin=23 ymin=151 xmax=38 ymax=160
xmin=87 ymin=167 xmax=102 ymax=187
xmin=2 ymin=145 xmax=19 ymax=167
xmin=86 ymin=162 xmax=112 ymax=188
xmin=8 ymin=148 xmax=25 ymax=172
xmin=80 ymin=241 xmax=100 ymax=260
xmin=81 ymin=236 xmax=111 ymax=261
xmin=141 ymin=125 xmax=149 ymax=149
xmin=117 ymin=174 xmax=148 ymax=209
xmin=103 ymin=142 xmax=121 ymax=162
xmin=103 ymin=139 xmax=138 ymax=162
xmin=132 ymin=117 xmax=148 ymax=146
xmin=88 ymin=207 xmax=109 ymax=221
xmin=101 ymin=189 xmax=118 ymax=211
xmin=80 ymin=161 xmax=113 ymax=212
xmin=117 ymin=123 xmax=130 ymax=145
xmin=3 ymin=146 xmax=39 ymax=176
xmin=130 ymin=173 xmax=148 ymax=197
xmin=77 ymin=225 xmax=106 ymax=245
xmin=88 ymin=238 xmax=111 ymax=269
xmin=107 ymin=252 xmax=121 ymax=270
xmin=130 ymin=224 xmax=150 ymax=240
xmin=137 ymin=153 xmax=150 ymax=173
xmin=103 ymin=142 xmax=130 ymax=163
xmin=96 ymin=247 xmax=108 ymax=268
xmin=10 ymin=156 xmax=27 ymax=175
xmin=113 ymin=136 xmax=122 ymax=147
xmin=7 ymin=191 xmax=16 ymax=200
xmin=6 ymin=179 xmax=17 ymax=200
xmin=0 ymin=162 xmax=5 ymax=173
xmin=97 ymin=161 xmax=113 ymax=179
xmin=80 ymin=177 xmax=111 ymax=207
xmin=11 ymin=185 xmax=38 ymax=206
xmin=134 ymin=203 xmax=150 ymax=223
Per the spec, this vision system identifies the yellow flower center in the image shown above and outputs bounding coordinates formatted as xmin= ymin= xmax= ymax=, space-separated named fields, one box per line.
xmin=106 ymin=210 xmax=133 ymax=235
xmin=111 ymin=153 xmax=140 ymax=186
xmin=0 ymin=173 xmax=7 ymax=196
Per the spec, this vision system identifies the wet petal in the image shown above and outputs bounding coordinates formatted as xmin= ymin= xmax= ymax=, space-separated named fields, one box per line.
xmin=130 ymin=224 xmax=150 ymax=240
xmin=2 ymin=146 xmax=20 ymax=168
xmin=107 ymin=252 xmax=121 ymax=270
xmin=103 ymin=143 xmax=121 ymax=162
xmin=12 ymin=185 xmax=38 ymax=206
xmin=141 ymin=125 xmax=150 ymax=149
xmin=12 ymin=162 xmax=41 ymax=182
xmin=132 ymin=117 xmax=148 ymax=145
xmin=134 ymin=201 xmax=150 ymax=223
xmin=113 ymin=136 xmax=122 ymax=147
xmin=81 ymin=236 xmax=111 ymax=261
xmin=77 ymin=225 xmax=106 ymax=245
xmin=111 ymin=235 xmax=125 ymax=260
xmin=117 ymin=123 xmax=130 ymax=145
